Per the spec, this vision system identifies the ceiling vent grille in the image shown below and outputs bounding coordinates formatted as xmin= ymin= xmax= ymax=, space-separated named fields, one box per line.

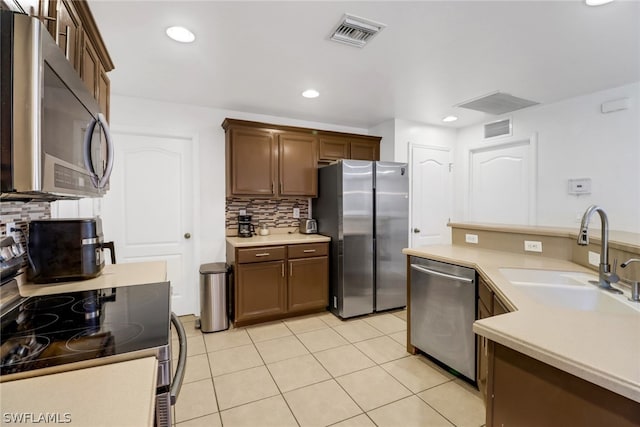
xmin=458 ymin=92 xmax=539 ymax=115
xmin=484 ymin=118 xmax=512 ymax=139
xmin=330 ymin=14 xmax=386 ymax=48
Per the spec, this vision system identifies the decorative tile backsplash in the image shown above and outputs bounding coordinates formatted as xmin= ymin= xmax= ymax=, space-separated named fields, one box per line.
xmin=0 ymin=201 xmax=51 ymax=247
xmin=225 ymin=197 xmax=309 ymax=231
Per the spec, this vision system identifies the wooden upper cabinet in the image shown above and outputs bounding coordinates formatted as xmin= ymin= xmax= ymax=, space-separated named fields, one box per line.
xmin=318 ymin=135 xmax=380 ymax=163
xmin=318 ymin=136 xmax=350 ymax=161
xmin=54 ymin=0 xmax=81 ymax=69
xmin=97 ymin=66 xmax=110 ymax=121
xmin=223 ymin=118 xmax=379 ymax=197
xmin=278 ymin=132 xmax=317 ymax=197
xmin=227 ymin=126 xmax=276 ymax=196
xmin=80 ymin=30 xmax=98 ymax=96
xmin=350 ymin=139 xmax=379 ymax=161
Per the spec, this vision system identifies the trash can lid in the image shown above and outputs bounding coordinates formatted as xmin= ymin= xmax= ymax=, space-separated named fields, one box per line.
xmin=200 ymin=262 xmax=227 ymax=274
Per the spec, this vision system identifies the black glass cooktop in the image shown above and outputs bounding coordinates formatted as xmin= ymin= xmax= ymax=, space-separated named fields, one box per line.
xmin=0 ymin=282 xmax=170 ymax=377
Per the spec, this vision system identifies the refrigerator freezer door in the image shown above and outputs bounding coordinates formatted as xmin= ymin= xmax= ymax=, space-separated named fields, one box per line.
xmin=341 ymin=160 xmax=374 ymax=318
xmin=375 ymin=162 xmax=409 ymax=311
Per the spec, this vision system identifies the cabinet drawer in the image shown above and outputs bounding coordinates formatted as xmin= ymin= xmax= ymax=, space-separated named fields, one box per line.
xmin=478 ymin=276 xmax=494 ymax=313
xmin=288 ymin=243 xmax=328 ymax=259
xmin=237 ymin=246 xmax=285 ymax=264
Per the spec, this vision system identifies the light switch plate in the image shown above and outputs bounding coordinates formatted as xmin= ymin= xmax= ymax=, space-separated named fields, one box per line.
xmin=465 ymin=234 xmax=478 ymax=244
xmin=588 ymin=251 xmax=600 ymax=267
xmin=293 ymin=208 xmax=300 ymax=219
xmin=239 ymin=209 xmax=246 ymax=216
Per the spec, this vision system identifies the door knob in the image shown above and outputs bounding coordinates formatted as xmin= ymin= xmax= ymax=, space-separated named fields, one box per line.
xmin=413 ymin=228 xmax=420 ymax=233
xmin=184 ymin=233 xmax=191 ymax=239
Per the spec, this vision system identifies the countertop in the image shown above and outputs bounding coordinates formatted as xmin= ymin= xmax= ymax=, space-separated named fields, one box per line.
xmin=226 ymin=232 xmax=331 ymax=248
xmin=0 ymin=357 xmax=158 ymax=426
xmin=403 ymin=245 xmax=640 ymax=403
xmin=18 ymin=261 xmax=167 ymax=297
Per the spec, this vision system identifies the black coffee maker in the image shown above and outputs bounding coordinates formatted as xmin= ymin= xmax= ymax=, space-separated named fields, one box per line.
xmin=237 ymin=215 xmax=255 ymax=238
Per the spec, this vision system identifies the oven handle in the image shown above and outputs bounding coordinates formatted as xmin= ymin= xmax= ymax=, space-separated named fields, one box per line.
xmin=170 ymin=312 xmax=187 ymax=405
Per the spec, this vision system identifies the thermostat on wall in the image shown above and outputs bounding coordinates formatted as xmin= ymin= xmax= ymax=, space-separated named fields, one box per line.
xmin=568 ymin=178 xmax=591 ymax=195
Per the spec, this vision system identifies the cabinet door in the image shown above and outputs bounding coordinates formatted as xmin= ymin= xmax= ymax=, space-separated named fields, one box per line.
xmin=477 ymin=300 xmax=491 ymax=402
xmin=318 ymin=136 xmax=350 ymax=161
xmin=236 ymin=261 xmax=286 ymax=322
xmin=228 ymin=127 xmax=276 ymax=196
xmin=278 ymin=132 xmax=317 ymax=197
xmin=54 ymin=0 xmax=81 ymax=70
xmin=80 ymin=31 xmax=98 ymax=98
xmin=288 ymin=257 xmax=328 ymax=312
xmin=351 ymin=140 xmax=379 ymax=161
xmin=97 ymin=66 xmax=110 ymax=121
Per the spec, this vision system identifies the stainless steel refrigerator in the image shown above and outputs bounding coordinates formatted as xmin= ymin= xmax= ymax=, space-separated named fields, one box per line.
xmin=313 ymin=160 xmax=409 ymax=318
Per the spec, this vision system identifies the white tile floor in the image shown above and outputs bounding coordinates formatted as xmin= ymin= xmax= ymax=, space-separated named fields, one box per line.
xmin=171 ymin=310 xmax=485 ymax=427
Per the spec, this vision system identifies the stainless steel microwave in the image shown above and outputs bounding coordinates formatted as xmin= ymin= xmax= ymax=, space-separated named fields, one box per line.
xmin=0 ymin=10 xmax=113 ymax=201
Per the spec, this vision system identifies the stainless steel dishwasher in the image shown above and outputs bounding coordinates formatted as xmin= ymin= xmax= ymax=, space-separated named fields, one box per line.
xmin=409 ymin=256 xmax=476 ymax=382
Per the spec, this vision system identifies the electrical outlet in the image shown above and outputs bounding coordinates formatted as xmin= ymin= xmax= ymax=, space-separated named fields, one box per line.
xmin=524 ymin=240 xmax=543 ymax=253
xmin=6 ymin=222 xmax=17 ymax=240
xmin=588 ymin=251 xmax=600 ymax=267
xmin=293 ymin=208 xmax=300 ymax=219
xmin=465 ymin=234 xmax=478 ymax=244
xmin=239 ymin=209 xmax=246 ymax=216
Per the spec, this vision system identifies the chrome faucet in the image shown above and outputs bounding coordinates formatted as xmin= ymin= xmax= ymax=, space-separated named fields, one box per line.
xmin=577 ymin=205 xmax=622 ymax=293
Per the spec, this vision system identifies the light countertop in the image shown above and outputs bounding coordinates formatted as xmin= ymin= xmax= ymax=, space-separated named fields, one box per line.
xmin=18 ymin=261 xmax=167 ymax=297
xmin=226 ymin=233 xmax=331 ymax=248
xmin=0 ymin=357 xmax=158 ymax=426
xmin=403 ymin=245 xmax=640 ymax=403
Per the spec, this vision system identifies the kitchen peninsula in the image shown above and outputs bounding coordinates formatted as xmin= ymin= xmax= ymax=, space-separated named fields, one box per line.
xmin=404 ymin=223 xmax=640 ymax=427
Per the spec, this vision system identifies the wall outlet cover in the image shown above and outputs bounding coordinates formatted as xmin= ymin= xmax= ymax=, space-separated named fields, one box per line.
xmin=293 ymin=207 xmax=300 ymax=219
xmin=465 ymin=234 xmax=479 ymax=244
xmin=588 ymin=251 xmax=600 ymax=267
xmin=524 ymin=240 xmax=543 ymax=253
xmin=6 ymin=222 xmax=17 ymax=240
xmin=239 ymin=209 xmax=246 ymax=216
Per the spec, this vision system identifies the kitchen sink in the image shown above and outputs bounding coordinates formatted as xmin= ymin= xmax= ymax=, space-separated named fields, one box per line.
xmin=498 ymin=268 xmax=640 ymax=315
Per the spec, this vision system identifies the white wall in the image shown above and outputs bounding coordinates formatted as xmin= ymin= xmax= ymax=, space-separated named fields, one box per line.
xmin=453 ymin=82 xmax=640 ymax=233
xmin=106 ymin=95 xmax=369 ymax=267
xmin=393 ymin=119 xmax=456 ymax=162
xmin=369 ymin=119 xmax=395 ymax=161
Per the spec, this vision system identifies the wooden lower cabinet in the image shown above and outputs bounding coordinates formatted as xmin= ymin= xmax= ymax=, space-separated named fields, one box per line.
xmin=235 ymin=260 xmax=286 ymax=323
xmin=476 ymin=276 xmax=510 ymax=403
xmin=288 ymin=257 xmax=328 ymax=312
xmin=487 ymin=342 xmax=640 ymax=427
xmin=476 ymin=300 xmax=491 ymax=401
xmin=232 ymin=242 xmax=329 ymax=327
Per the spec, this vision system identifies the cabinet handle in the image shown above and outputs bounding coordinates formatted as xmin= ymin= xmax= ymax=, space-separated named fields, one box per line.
xmin=290 ymin=262 xmax=293 ymax=276
xmin=255 ymin=253 xmax=270 ymax=257
xmin=303 ymin=249 xmax=316 ymax=253
xmin=282 ymin=263 xmax=285 ymax=277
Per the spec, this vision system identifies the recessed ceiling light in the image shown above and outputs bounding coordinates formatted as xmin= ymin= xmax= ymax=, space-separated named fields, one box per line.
xmin=166 ymin=26 xmax=195 ymax=43
xmin=442 ymin=115 xmax=458 ymax=123
xmin=585 ymin=0 xmax=613 ymax=6
xmin=302 ymin=89 xmax=320 ymax=99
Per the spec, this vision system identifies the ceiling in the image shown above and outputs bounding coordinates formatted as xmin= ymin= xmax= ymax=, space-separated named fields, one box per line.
xmin=89 ymin=1 xmax=640 ymax=129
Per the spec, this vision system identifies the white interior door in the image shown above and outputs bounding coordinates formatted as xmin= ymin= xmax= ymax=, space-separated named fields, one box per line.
xmin=410 ymin=144 xmax=452 ymax=247
xmin=468 ymin=137 xmax=536 ymax=225
xmin=101 ymin=132 xmax=196 ymax=315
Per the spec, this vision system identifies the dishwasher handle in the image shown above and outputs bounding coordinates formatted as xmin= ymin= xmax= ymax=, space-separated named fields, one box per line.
xmin=170 ymin=312 xmax=187 ymax=405
xmin=411 ymin=264 xmax=474 ymax=283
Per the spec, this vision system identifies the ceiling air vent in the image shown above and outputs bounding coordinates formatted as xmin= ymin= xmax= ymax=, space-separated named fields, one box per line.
xmin=458 ymin=91 xmax=539 ymax=115
xmin=330 ymin=14 xmax=386 ymax=48
xmin=484 ymin=118 xmax=512 ymax=139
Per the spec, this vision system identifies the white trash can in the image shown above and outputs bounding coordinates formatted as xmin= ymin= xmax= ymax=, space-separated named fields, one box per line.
xmin=197 ymin=262 xmax=229 ymax=332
